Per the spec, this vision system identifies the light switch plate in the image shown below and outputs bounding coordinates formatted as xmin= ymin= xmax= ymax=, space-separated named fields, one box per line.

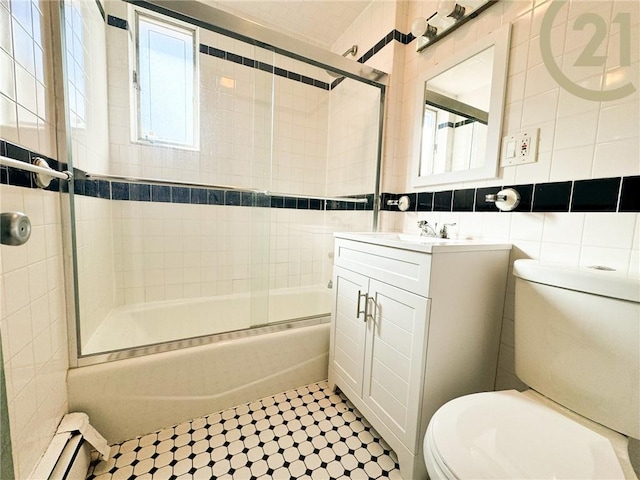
xmin=501 ymin=128 xmax=539 ymax=166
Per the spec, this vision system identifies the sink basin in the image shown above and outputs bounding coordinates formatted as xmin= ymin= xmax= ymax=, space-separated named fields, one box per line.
xmin=334 ymin=232 xmax=512 ymax=253
xmin=384 ymin=233 xmax=456 ymax=243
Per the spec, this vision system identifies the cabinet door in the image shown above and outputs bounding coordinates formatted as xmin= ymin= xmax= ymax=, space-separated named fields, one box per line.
xmin=362 ymin=279 xmax=430 ymax=450
xmin=331 ymin=266 xmax=369 ymax=397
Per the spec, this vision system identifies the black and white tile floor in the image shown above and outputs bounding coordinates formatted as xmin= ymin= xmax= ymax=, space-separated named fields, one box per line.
xmin=86 ymin=381 xmax=401 ymax=480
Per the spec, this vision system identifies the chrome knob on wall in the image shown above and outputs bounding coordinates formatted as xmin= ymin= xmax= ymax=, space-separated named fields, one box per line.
xmin=1 ymin=211 xmax=32 ymax=246
xmin=485 ymin=188 xmax=521 ymax=211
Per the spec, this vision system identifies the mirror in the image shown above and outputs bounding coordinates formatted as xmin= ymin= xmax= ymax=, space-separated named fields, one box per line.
xmin=412 ymin=24 xmax=511 ymax=187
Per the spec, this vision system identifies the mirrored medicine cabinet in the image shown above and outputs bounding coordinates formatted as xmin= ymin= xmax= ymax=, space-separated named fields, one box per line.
xmin=412 ymin=24 xmax=511 ymax=187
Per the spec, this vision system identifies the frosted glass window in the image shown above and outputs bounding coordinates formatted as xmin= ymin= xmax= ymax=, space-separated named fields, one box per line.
xmin=136 ymin=14 xmax=197 ymax=148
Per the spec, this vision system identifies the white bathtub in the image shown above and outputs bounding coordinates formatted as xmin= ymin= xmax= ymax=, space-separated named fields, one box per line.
xmin=83 ymin=285 xmax=332 ymax=354
xmin=68 ymin=321 xmax=330 ymax=444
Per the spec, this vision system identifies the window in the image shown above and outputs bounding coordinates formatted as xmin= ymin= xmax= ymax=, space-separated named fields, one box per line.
xmin=134 ymin=12 xmax=198 ymax=148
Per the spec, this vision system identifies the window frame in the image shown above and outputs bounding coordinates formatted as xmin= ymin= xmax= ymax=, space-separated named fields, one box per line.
xmin=131 ymin=8 xmax=200 ymax=151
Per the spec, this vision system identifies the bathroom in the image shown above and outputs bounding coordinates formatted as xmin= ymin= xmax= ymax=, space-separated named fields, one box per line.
xmin=0 ymin=0 xmax=638 ymax=478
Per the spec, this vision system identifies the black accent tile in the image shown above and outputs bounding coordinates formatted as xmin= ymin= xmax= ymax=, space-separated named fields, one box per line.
xmin=417 ymin=192 xmax=433 ymax=212
xmin=242 ymin=57 xmax=255 ymax=68
xmin=199 ymin=44 xmax=209 ymax=54
xmin=84 ymin=180 xmax=99 ymax=197
xmin=366 ymin=194 xmax=375 ymax=210
xmin=287 ymin=71 xmax=301 ymax=82
xmin=112 ymin=182 xmax=130 ymax=201
xmin=314 ymin=80 xmax=330 ymax=90
xmin=331 ymin=77 xmax=345 ymax=89
xmin=255 ymin=193 xmax=270 ymax=208
xmin=394 ymin=30 xmax=402 ymax=42
xmin=309 ymin=198 xmax=323 ymax=210
xmin=283 ymin=197 xmax=296 ymax=209
xmin=151 ymin=185 xmax=171 ymax=203
xmin=227 ymin=53 xmax=243 ymax=64
xmin=191 ymin=188 xmax=208 ymax=205
xmin=270 ymin=196 xmax=284 ymax=208
xmin=97 ymin=180 xmax=110 ymax=199
xmin=130 ymin=183 xmax=150 ymax=202
xmin=474 ymin=187 xmax=502 ymax=212
xmin=207 ymin=189 xmax=224 ymax=205
xmin=326 ymin=200 xmax=342 ymax=211
xmin=107 ymin=15 xmax=128 ymax=30
xmin=241 ymin=192 xmax=255 ymax=207
xmin=257 ymin=61 xmax=273 ymax=73
xmin=453 ymin=189 xmax=475 ymax=211
xmin=172 ymin=186 xmax=190 ymax=204
xmin=510 ymin=184 xmax=534 ymax=212
xmin=404 ymin=193 xmax=417 ymax=212
xmin=6 ymin=142 xmax=29 ymax=162
xmin=225 ymin=191 xmax=241 ymax=206
xmin=619 ymin=176 xmax=640 ymax=212
xmin=274 ymin=67 xmax=287 ymax=78
xmin=385 ymin=31 xmax=394 ymax=43
xmin=73 ymin=179 xmax=85 ymax=195
xmin=297 ymin=198 xmax=309 ymax=210
xmin=433 ymin=190 xmax=453 ymax=211
xmin=380 ymin=193 xmax=398 ymax=211
xmin=210 ymin=47 xmax=225 ymax=59
xmin=301 ymin=76 xmax=314 ymax=86
xmin=8 ymin=163 xmax=32 ymax=188
xmin=571 ymin=177 xmax=621 ymax=212
xmin=46 ymin=178 xmax=60 ymax=192
xmin=0 ymin=166 xmax=8 ymax=185
xmin=532 ymin=181 xmax=572 ymax=212
xmin=372 ymin=38 xmax=386 ymax=54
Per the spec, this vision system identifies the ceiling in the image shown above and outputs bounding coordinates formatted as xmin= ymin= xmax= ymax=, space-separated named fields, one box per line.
xmin=201 ymin=0 xmax=372 ymax=49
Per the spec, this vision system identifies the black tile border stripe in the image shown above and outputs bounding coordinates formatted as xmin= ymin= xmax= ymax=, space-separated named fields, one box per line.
xmin=199 ymin=43 xmax=330 ymax=91
xmin=107 ymin=15 xmax=128 ymax=30
xmin=383 ymin=176 xmax=640 ymax=213
xmin=105 ymin=14 xmax=412 ymax=91
xmin=1 ymin=137 xmax=638 ymax=213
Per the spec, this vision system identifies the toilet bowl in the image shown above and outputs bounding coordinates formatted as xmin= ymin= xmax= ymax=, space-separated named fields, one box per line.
xmin=424 ymin=260 xmax=640 ymax=479
xmin=424 ymin=389 xmax=636 ymax=479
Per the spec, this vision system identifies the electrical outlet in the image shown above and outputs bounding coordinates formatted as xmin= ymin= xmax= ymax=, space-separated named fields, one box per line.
xmin=501 ymin=129 xmax=539 ymax=166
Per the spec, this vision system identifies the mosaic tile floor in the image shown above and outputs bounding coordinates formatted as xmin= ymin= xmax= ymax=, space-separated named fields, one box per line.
xmin=87 ymin=381 xmax=401 ymax=480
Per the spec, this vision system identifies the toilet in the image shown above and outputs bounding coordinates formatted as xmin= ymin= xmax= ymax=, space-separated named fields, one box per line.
xmin=423 ymin=259 xmax=640 ymax=479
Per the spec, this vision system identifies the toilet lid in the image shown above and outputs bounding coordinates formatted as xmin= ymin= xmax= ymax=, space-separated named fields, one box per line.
xmin=429 ymin=390 xmax=626 ymax=479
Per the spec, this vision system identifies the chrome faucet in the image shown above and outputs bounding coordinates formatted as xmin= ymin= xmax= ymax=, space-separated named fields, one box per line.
xmin=439 ymin=223 xmax=457 ymax=239
xmin=417 ymin=220 xmax=438 ymax=237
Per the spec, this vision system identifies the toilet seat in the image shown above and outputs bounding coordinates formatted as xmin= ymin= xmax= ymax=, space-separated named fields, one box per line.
xmin=424 ymin=390 xmax=629 ymax=479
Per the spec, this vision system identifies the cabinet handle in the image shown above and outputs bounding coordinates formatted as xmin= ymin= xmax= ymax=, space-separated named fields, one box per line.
xmin=357 ymin=290 xmax=368 ymax=320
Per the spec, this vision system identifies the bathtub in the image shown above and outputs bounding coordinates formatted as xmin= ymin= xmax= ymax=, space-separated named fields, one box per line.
xmin=82 ymin=285 xmax=332 ymax=355
xmin=68 ymin=321 xmax=330 ymax=444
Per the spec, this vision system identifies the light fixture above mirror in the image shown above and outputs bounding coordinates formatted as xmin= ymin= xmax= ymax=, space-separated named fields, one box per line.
xmin=411 ymin=0 xmax=499 ymax=52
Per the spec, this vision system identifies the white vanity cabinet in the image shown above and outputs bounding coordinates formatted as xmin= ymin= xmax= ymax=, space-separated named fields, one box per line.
xmin=328 ymin=233 xmax=511 ymax=479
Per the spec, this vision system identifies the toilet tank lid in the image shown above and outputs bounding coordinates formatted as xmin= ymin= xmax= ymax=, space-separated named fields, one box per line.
xmin=513 ymin=260 xmax=640 ymax=303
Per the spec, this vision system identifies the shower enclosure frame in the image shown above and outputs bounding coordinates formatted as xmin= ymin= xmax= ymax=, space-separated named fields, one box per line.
xmin=61 ymin=0 xmax=388 ymax=368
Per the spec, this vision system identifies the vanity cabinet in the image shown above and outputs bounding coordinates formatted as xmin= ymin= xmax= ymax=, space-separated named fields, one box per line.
xmin=328 ymin=233 xmax=511 ymax=479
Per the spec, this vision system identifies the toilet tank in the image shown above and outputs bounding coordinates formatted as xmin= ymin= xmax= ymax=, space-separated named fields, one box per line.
xmin=513 ymin=260 xmax=640 ymax=439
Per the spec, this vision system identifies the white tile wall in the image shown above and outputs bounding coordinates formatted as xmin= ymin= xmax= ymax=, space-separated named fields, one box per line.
xmin=83 ymin=1 xmax=381 ymax=313
xmin=373 ymin=0 xmax=640 ymax=391
xmin=0 ymin=185 xmax=68 ymax=479
xmin=0 ymin=0 xmax=55 ymax=156
xmin=64 ymin=0 xmax=110 ymax=174
xmin=0 ymin=1 xmax=69 ymax=478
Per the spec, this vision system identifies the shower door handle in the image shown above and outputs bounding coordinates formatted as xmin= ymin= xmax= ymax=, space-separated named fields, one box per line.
xmin=356 ymin=290 xmax=368 ymax=321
